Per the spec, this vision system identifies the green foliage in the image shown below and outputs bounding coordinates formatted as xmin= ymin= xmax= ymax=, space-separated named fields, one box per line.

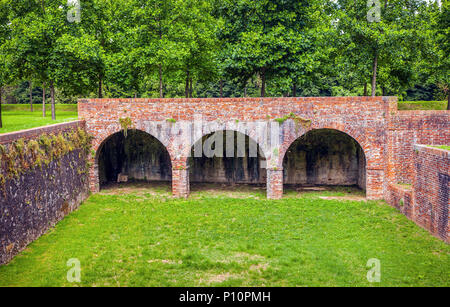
xmin=333 ymin=0 xmax=429 ymax=97
xmin=119 ymin=117 xmax=133 ymax=137
xmin=0 ymin=0 xmax=447 ymax=104
xmin=274 ymin=112 xmax=312 ymax=129
xmin=217 ymin=0 xmax=316 ymax=97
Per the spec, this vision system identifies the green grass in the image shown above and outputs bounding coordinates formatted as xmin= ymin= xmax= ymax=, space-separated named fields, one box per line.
xmin=430 ymin=145 xmax=450 ymax=151
xmin=398 ymin=101 xmax=447 ymax=110
xmin=0 ymin=104 xmax=78 ymax=134
xmin=0 ymin=183 xmax=448 ymax=287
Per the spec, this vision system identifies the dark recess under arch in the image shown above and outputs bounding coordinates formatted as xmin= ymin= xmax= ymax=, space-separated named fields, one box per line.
xmin=283 ymin=129 xmax=366 ymax=190
xmin=189 ymin=130 xmax=267 ymax=185
xmin=97 ymin=130 xmax=172 ymax=188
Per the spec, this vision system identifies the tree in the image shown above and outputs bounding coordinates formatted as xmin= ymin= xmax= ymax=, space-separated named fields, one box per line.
xmin=335 ymin=0 xmax=425 ymax=96
xmin=218 ymin=0 xmax=312 ymax=97
xmin=436 ymin=1 xmax=450 ymax=109
xmin=72 ymin=0 xmax=130 ymax=98
xmin=0 ymin=0 xmax=12 ymax=128
xmin=128 ymin=0 xmax=183 ymax=98
xmin=6 ymin=0 xmax=74 ymax=120
xmin=176 ymin=0 xmax=219 ymax=98
xmin=422 ymin=0 xmax=449 ymax=109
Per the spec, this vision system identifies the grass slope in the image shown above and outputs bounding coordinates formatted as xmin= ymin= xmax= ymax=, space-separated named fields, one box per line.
xmin=0 ymin=183 xmax=448 ymax=287
xmin=0 ymin=104 xmax=78 ymax=134
xmin=398 ymin=101 xmax=447 ymax=110
xmin=431 ymin=145 xmax=450 ymax=151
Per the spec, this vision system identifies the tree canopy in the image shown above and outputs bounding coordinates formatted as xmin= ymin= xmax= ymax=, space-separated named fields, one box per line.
xmin=0 ymin=0 xmax=447 ymax=110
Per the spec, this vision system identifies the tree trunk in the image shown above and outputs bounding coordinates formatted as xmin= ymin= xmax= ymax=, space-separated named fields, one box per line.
xmin=363 ymin=83 xmax=367 ymax=96
xmin=184 ymin=70 xmax=191 ymax=98
xmin=98 ymin=75 xmax=103 ymax=98
xmin=371 ymin=53 xmax=378 ymax=97
xmin=50 ymin=81 xmax=56 ymax=120
xmin=29 ymin=80 xmax=33 ymax=112
xmin=260 ymin=68 xmax=266 ymax=97
xmin=0 ymin=86 xmax=3 ymax=128
xmin=189 ymin=77 xmax=193 ymax=98
xmin=447 ymin=92 xmax=450 ymax=111
xmin=292 ymin=84 xmax=297 ymax=97
xmin=185 ymin=70 xmax=190 ymax=98
xmin=219 ymin=79 xmax=223 ymax=98
xmin=159 ymin=64 xmax=163 ymax=98
xmin=42 ymin=82 xmax=46 ymax=117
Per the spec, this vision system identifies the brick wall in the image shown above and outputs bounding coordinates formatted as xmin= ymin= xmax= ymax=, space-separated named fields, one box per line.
xmin=0 ymin=121 xmax=90 ymax=265
xmin=387 ymin=111 xmax=450 ymax=186
xmin=412 ymin=145 xmax=449 ymax=242
xmin=386 ymin=184 xmax=414 ymax=218
xmin=79 ymin=97 xmax=390 ymax=200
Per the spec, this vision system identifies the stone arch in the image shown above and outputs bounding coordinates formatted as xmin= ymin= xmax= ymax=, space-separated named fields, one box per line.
xmin=281 ymin=128 xmax=367 ymax=191
xmin=90 ymin=128 xmax=173 ymax=192
xmin=265 ymin=122 xmax=376 ymax=199
xmin=278 ymin=122 xmax=370 ymax=169
xmin=178 ymin=121 xmax=270 ymax=165
xmin=187 ymin=128 xmax=267 ymax=189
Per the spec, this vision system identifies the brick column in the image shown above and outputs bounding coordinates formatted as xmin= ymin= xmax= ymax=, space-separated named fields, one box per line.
xmin=172 ymin=166 xmax=190 ymax=198
xmin=366 ymin=168 xmax=384 ymax=200
xmin=89 ymin=157 xmax=100 ymax=193
xmin=267 ymin=169 xmax=283 ymax=199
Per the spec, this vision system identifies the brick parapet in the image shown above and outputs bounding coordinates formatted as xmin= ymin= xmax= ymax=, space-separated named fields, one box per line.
xmin=411 ymin=145 xmax=449 ymax=242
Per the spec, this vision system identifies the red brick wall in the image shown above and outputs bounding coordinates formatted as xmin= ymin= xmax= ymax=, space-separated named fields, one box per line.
xmin=412 ymin=145 xmax=449 ymax=242
xmin=267 ymin=169 xmax=283 ymax=199
xmin=79 ymin=97 xmax=391 ymax=200
xmin=386 ymin=184 xmax=414 ymax=218
xmin=387 ymin=111 xmax=450 ymax=186
xmin=172 ymin=168 xmax=190 ymax=198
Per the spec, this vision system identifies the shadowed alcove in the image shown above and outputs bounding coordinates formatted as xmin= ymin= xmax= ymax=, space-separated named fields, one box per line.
xmin=189 ymin=130 xmax=267 ymax=186
xmin=283 ymin=129 xmax=366 ymax=191
xmin=97 ymin=130 xmax=172 ymax=189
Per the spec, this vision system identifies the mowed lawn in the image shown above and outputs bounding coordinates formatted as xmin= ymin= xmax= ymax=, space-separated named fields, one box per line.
xmin=0 ymin=183 xmax=448 ymax=287
xmin=397 ymin=100 xmax=447 ymax=110
xmin=0 ymin=104 xmax=78 ymax=134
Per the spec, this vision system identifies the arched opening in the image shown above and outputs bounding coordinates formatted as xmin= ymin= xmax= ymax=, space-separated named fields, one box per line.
xmin=97 ymin=130 xmax=172 ymax=189
xmin=189 ymin=130 xmax=267 ymax=194
xmin=282 ymin=129 xmax=366 ymax=193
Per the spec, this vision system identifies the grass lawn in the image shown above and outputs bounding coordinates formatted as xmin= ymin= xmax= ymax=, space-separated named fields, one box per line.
xmin=431 ymin=145 xmax=450 ymax=151
xmin=0 ymin=183 xmax=448 ymax=287
xmin=398 ymin=101 xmax=447 ymax=110
xmin=0 ymin=104 xmax=78 ymax=134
